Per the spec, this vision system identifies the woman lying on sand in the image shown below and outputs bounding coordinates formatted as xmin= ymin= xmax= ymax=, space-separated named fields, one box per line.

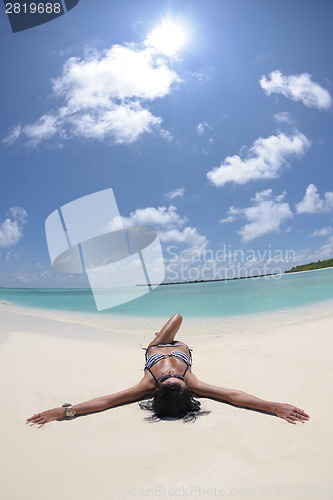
xmin=27 ymin=314 xmax=310 ymax=426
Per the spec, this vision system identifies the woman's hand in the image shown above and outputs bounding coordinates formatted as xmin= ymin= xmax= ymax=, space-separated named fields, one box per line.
xmin=26 ymin=407 xmax=65 ymax=427
xmin=274 ymin=403 xmax=310 ymax=424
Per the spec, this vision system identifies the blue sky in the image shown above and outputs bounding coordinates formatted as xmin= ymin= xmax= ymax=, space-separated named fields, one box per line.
xmin=1 ymin=0 xmax=333 ymax=287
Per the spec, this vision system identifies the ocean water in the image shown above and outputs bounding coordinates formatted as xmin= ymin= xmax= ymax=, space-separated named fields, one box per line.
xmin=1 ymin=268 xmax=333 ymax=319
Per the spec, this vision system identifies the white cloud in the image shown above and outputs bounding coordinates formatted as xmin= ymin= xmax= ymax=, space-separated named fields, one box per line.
xmin=54 ymin=45 xmax=179 ymax=102
xmin=0 ymin=248 xmax=24 ymax=263
xmin=315 ymin=236 xmax=333 ymax=260
xmin=196 ymin=121 xmax=212 ymax=136
xmin=4 ymin=266 xmax=88 ymax=287
xmin=191 ymin=69 xmax=215 ymax=85
xmin=164 ymin=187 xmax=185 ymax=200
xmin=22 ymin=115 xmax=58 ymax=145
xmin=273 ymin=112 xmax=293 ymax=124
xmin=123 ymin=205 xmax=187 ymax=228
xmin=223 ymin=190 xmax=293 ymax=242
xmin=299 ymin=235 xmax=333 ymax=264
xmin=2 ymin=125 xmax=22 ymax=146
xmin=160 ymin=227 xmax=208 ymax=249
xmin=260 ymin=70 xmax=332 ymax=110
xmin=0 ymin=207 xmax=28 ymax=248
xmin=207 ymin=131 xmax=310 ymax=187
xmin=0 ymin=220 xmax=21 ymax=248
xmin=67 ymin=103 xmax=161 ymax=144
xmin=110 ymin=204 xmax=209 ymax=284
xmin=7 ymin=207 xmax=28 ymax=223
xmin=113 ymin=204 xmax=208 ymax=252
xmin=311 ymin=226 xmax=333 ymax=237
xmin=3 ymin=35 xmax=180 ymax=147
xmin=219 ymin=214 xmax=237 ymax=224
xmin=295 ymin=184 xmax=333 ymax=214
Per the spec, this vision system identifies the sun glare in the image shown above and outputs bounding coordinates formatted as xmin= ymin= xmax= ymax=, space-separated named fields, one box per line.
xmin=145 ymin=21 xmax=187 ymax=57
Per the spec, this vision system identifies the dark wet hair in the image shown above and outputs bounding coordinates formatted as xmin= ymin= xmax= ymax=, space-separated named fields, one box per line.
xmin=139 ymin=382 xmax=204 ymax=422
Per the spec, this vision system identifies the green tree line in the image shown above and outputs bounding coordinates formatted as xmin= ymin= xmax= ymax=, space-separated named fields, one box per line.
xmin=286 ymin=258 xmax=333 ymax=273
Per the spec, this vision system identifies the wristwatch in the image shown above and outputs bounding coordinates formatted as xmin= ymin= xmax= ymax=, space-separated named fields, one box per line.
xmin=62 ymin=403 xmax=76 ymax=419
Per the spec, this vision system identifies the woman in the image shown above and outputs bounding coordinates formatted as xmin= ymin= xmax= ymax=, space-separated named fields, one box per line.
xmin=26 ymin=314 xmax=310 ymax=426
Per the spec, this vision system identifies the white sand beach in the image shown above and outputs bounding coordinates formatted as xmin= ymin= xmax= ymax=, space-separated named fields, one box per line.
xmin=0 ymin=301 xmax=332 ymax=500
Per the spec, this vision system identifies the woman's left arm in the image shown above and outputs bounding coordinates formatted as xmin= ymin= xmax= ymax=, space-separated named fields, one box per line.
xmin=189 ymin=377 xmax=310 ymax=424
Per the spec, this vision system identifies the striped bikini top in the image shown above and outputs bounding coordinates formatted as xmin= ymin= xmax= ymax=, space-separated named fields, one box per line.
xmin=144 ymin=343 xmax=192 ymax=384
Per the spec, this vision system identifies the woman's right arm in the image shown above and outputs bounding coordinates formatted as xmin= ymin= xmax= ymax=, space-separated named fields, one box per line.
xmin=26 ymin=378 xmax=151 ymax=426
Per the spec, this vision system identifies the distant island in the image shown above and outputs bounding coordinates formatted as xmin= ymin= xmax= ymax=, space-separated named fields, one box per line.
xmin=137 ymin=258 xmax=333 ymax=287
xmin=158 ymin=272 xmax=278 ymax=286
xmin=285 ymin=258 xmax=333 ymax=273
xmin=137 ymin=272 xmax=279 ymax=286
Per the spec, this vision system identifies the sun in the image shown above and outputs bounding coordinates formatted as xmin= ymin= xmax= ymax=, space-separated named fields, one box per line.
xmin=145 ymin=21 xmax=187 ymax=57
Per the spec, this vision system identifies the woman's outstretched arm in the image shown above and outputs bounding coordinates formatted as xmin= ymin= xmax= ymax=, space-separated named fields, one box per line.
xmin=188 ymin=376 xmax=310 ymax=424
xmin=26 ymin=378 xmax=151 ymax=427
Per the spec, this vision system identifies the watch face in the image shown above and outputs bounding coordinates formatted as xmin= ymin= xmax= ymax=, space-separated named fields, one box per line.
xmin=65 ymin=406 xmax=76 ymax=418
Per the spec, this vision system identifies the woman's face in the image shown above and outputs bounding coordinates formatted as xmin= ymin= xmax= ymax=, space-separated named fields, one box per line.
xmin=160 ymin=376 xmax=187 ymax=389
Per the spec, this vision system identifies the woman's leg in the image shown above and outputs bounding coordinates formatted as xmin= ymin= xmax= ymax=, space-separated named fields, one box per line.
xmin=147 ymin=314 xmax=183 ymax=348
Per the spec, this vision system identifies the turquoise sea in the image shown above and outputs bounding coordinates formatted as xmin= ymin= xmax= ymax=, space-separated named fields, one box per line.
xmin=1 ymin=268 xmax=333 ymax=318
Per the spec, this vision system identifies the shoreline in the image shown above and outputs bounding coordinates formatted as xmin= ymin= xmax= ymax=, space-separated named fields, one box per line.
xmin=1 ymin=296 xmax=333 ymax=337
xmin=1 ymin=267 xmax=332 ymax=329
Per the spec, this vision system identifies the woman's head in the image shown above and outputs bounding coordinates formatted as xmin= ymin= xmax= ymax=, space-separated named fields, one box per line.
xmin=140 ymin=381 xmax=201 ymax=421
